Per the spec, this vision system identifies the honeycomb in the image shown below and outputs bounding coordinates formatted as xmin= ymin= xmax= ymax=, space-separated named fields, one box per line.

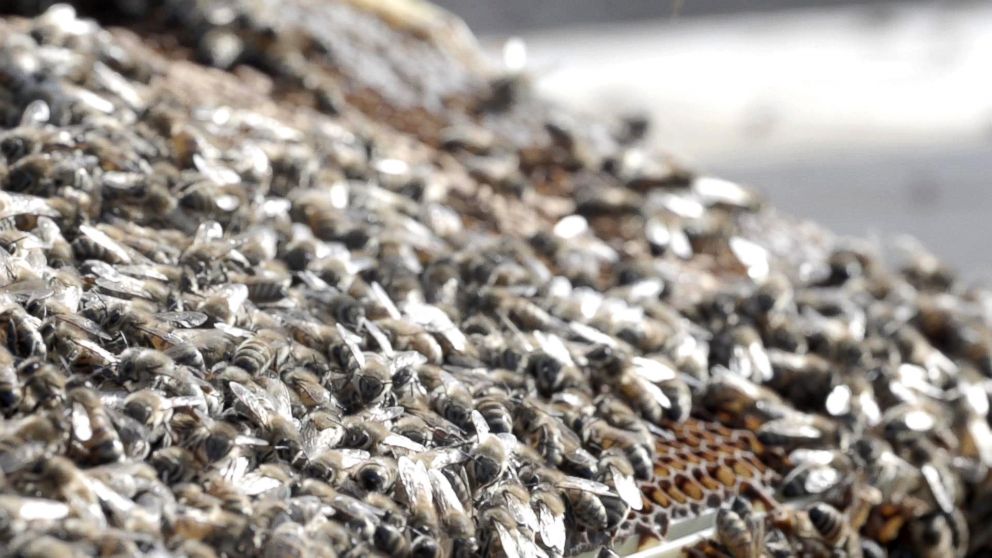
xmin=621 ymin=419 xmax=779 ymax=551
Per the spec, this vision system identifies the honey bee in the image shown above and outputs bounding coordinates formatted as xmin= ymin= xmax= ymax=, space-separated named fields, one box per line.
xmin=372 ymin=522 xmax=411 ymax=558
xmin=0 ymin=344 xmax=22 ymax=412
xmin=232 ymin=329 xmax=282 ymax=376
xmin=374 ymin=318 xmax=444 ymax=364
xmin=597 ymin=449 xmax=643 ymax=512
xmin=283 ymin=368 xmax=333 ymax=410
xmin=715 ymin=498 xmax=764 ymax=558
xmin=806 ymin=503 xmax=852 ymax=549
xmin=68 ymin=386 xmax=124 ymax=464
xmin=0 ymin=303 xmax=47 ymax=359
xmin=15 ymin=358 xmax=65 ymax=411
xmin=475 ymin=393 xmax=513 ymax=434
xmin=515 ymin=398 xmax=598 ymax=479
xmin=117 ymin=348 xmax=176 ymax=384
xmin=351 ymin=458 xmax=397 ymax=494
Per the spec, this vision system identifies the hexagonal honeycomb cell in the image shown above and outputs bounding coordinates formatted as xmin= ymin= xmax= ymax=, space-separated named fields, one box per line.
xmin=619 ymin=419 xmax=779 ymax=552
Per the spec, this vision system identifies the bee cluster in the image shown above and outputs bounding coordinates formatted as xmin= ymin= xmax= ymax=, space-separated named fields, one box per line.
xmin=0 ymin=2 xmax=990 ymax=558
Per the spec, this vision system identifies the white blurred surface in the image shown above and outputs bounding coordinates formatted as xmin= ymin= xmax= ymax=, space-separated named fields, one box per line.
xmin=485 ymin=2 xmax=992 ymax=279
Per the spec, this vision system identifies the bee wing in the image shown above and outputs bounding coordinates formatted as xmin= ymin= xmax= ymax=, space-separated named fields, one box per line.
xmin=0 ymin=192 xmax=60 ymax=219
xmin=533 ymin=331 xmax=574 ymax=367
xmin=537 ymin=503 xmax=566 ymax=555
xmin=494 ymin=522 xmax=523 ymax=558
xmin=155 ymin=311 xmax=209 ymax=328
xmin=631 ymin=356 xmax=677 ymax=383
xmin=428 ymin=468 xmax=467 ymax=516
xmin=392 ymin=350 xmax=428 ymax=372
xmin=263 ymin=378 xmax=294 ymax=422
xmin=362 ymin=318 xmax=394 ymax=356
xmin=398 ymin=456 xmax=436 ymax=514
xmin=337 ymin=449 xmax=373 ymax=468
xmin=382 ymin=433 xmax=426 ymax=453
xmin=748 ymin=341 xmax=773 ymax=383
xmin=370 ymin=281 xmax=402 ymax=320
xmin=609 ymin=465 xmax=643 ymax=511
xmin=0 ymin=278 xmax=54 ymax=304
xmin=335 ymin=323 xmax=366 ymax=369
xmin=0 ymin=496 xmax=70 ymax=521
xmin=55 ymin=313 xmax=112 ymax=340
xmin=403 ymin=301 xmax=467 ymax=352
xmin=72 ymin=337 xmax=119 ymax=364
xmin=507 ymin=493 xmax=540 ymax=536
xmin=556 ymin=475 xmax=614 ymax=497
xmin=166 ymin=395 xmax=208 ymax=411
xmin=921 ymin=464 xmax=954 ymax=514
xmin=88 ymin=476 xmax=135 ymax=516
xmin=228 ymin=381 xmax=274 ymax=427
xmin=234 ymin=434 xmax=270 ymax=447
xmin=426 ymin=447 xmax=468 ymax=469
xmin=302 ymin=425 xmax=343 ymax=458
xmin=240 ymin=472 xmax=285 ymax=497
xmin=214 ymin=322 xmax=254 ymax=339
xmin=72 ymin=402 xmax=93 ymax=442
xmin=219 ymin=455 xmax=250 ymax=483
xmin=568 ymin=321 xmax=616 ymax=347
xmin=637 ymin=377 xmax=672 ymax=410
xmin=79 ymin=224 xmax=132 ymax=264
xmin=331 ymin=493 xmax=384 ymax=522
xmin=471 ymin=409 xmax=490 ymax=437
xmin=362 ymin=405 xmax=405 ymax=422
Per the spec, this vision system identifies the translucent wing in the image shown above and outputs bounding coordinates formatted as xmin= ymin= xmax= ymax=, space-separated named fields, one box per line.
xmin=240 ymin=473 xmax=285 ymax=497
xmin=428 ymin=468 xmax=467 ymax=517
xmin=228 ymin=381 xmax=274 ymax=428
xmin=494 ymin=522 xmax=523 ymax=558
xmin=556 ymin=476 xmax=614 ymax=497
xmin=609 ymin=465 xmax=643 ymax=511
xmin=362 ymin=319 xmax=394 ymax=356
xmin=398 ymin=456 xmax=437 ymax=523
xmin=370 ymin=281 xmax=402 ymax=320
xmin=533 ymin=331 xmax=574 ymax=367
xmin=155 ymin=311 xmax=209 ymax=328
xmin=638 ymin=378 xmax=672 ymax=410
xmin=382 ymin=433 xmax=427 ymax=453
xmin=568 ymin=321 xmax=616 ymax=347
xmin=922 ymin=464 xmax=954 ymax=514
xmin=471 ymin=409 xmax=490 ymax=438
xmin=54 ymin=313 xmax=112 ymax=340
xmin=0 ymin=496 xmax=70 ymax=521
xmin=79 ymin=224 xmax=132 ymax=264
xmin=537 ymin=503 xmax=565 ymax=555
xmin=336 ymin=323 xmax=366 ymax=369
xmin=631 ymin=356 xmax=676 ymax=383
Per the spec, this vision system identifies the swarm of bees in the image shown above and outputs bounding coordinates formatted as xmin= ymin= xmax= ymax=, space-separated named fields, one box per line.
xmin=0 ymin=2 xmax=990 ymax=558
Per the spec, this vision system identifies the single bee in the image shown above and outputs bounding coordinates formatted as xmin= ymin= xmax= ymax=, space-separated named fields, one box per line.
xmin=475 ymin=394 xmax=514 ymax=434
xmin=18 ymin=358 xmax=66 ymax=410
xmin=0 ymin=344 xmax=22 ymax=412
xmin=530 ymin=483 xmax=567 ymax=555
xmin=715 ymin=498 xmax=763 ymax=558
xmin=807 ymin=502 xmax=849 ymax=547
xmin=68 ymin=386 xmax=124 ymax=464
xmin=597 ymin=449 xmax=644 ymax=512
xmin=0 ymin=304 xmax=47 ymax=359
xmin=117 ymin=348 xmax=176 ymax=384
xmin=374 ymin=318 xmax=444 ymax=364
xmin=524 ymin=350 xmax=583 ymax=397
xmin=372 ymin=523 xmax=411 ymax=558
xmin=232 ymin=329 xmax=282 ymax=375
xmin=352 ymin=458 xmax=398 ymax=493
xmin=280 ymin=368 xmax=331 ymax=411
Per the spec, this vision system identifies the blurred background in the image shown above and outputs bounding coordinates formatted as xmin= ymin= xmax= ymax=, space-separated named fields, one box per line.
xmin=437 ymin=0 xmax=992 ymax=280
